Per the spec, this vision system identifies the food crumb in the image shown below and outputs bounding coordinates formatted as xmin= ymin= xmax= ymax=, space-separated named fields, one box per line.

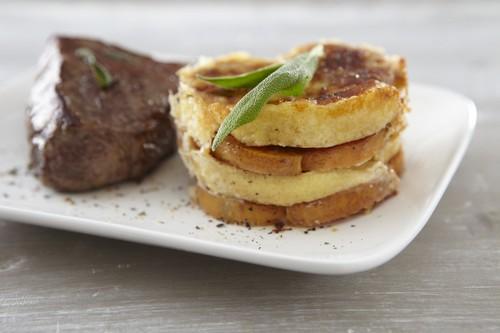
xmin=7 ymin=168 xmax=18 ymax=176
xmin=304 ymin=227 xmax=316 ymax=234
xmin=64 ymin=197 xmax=75 ymax=205
xmin=270 ymin=222 xmax=291 ymax=234
xmin=138 ymin=211 xmax=146 ymax=217
xmin=216 ymin=223 xmax=225 ymax=228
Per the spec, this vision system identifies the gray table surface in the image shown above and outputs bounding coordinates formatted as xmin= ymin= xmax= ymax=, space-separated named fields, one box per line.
xmin=1 ymin=1 xmax=499 ymax=332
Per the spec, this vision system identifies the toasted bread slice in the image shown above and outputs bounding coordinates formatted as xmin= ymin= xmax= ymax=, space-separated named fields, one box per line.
xmin=193 ymin=149 xmax=403 ymax=227
xmin=173 ymin=41 xmax=408 ymax=149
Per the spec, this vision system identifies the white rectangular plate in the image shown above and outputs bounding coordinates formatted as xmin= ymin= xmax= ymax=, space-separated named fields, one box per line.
xmin=0 ymin=72 xmax=476 ymax=274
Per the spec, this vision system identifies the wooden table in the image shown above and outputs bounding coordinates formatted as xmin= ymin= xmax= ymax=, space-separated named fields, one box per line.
xmin=1 ymin=1 xmax=499 ymax=331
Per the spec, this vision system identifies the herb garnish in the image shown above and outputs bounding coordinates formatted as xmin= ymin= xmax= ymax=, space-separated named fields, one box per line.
xmin=198 ymin=63 xmax=282 ymax=89
xmin=210 ymin=44 xmax=324 ymax=151
xmin=75 ymin=48 xmax=114 ymax=89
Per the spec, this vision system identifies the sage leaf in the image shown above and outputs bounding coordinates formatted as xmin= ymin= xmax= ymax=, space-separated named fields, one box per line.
xmin=211 ymin=44 xmax=323 ymax=151
xmin=75 ymin=48 xmax=114 ymax=89
xmin=198 ymin=63 xmax=282 ymax=89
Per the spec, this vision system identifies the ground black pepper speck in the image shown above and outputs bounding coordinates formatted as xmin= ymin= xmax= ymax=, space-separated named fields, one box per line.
xmin=7 ymin=168 xmax=18 ymax=176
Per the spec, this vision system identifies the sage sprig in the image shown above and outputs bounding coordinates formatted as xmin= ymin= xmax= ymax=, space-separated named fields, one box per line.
xmin=198 ymin=63 xmax=282 ymax=89
xmin=75 ymin=48 xmax=114 ymax=89
xmin=210 ymin=44 xmax=324 ymax=151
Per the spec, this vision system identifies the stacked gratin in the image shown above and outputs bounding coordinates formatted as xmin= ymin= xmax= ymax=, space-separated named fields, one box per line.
xmin=171 ymin=41 xmax=408 ymax=227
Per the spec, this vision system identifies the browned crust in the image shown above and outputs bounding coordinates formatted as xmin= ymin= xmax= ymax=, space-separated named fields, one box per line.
xmin=28 ymin=36 xmax=183 ymax=192
xmin=193 ymin=149 xmax=403 ymax=227
xmin=189 ymin=42 xmax=407 ymax=105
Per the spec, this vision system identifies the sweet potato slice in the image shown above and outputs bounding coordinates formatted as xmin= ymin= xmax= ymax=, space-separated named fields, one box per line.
xmin=193 ymin=149 xmax=403 ymax=227
xmin=213 ymin=130 xmax=389 ymax=176
xmin=194 ymin=186 xmax=286 ymax=226
xmin=301 ymin=130 xmax=386 ymax=172
xmin=288 ymin=151 xmax=403 ymax=226
xmin=213 ymin=135 xmax=302 ymax=176
xmin=286 ymin=171 xmax=398 ymax=226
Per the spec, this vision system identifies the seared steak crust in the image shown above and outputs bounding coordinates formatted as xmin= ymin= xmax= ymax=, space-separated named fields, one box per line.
xmin=28 ymin=36 xmax=183 ymax=191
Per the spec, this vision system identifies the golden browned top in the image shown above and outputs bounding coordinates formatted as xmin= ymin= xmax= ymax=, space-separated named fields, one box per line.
xmin=186 ymin=55 xmax=273 ymax=104
xmin=181 ymin=42 xmax=407 ymax=106
xmin=173 ymin=42 xmax=408 ymax=148
xmin=296 ymin=43 xmax=407 ymax=104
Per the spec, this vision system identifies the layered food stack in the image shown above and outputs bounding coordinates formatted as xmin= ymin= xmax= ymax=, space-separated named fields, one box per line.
xmin=171 ymin=42 xmax=408 ymax=227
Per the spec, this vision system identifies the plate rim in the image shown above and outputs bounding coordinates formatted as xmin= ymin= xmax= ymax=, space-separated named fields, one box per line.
xmin=0 ymin=74 xmax=477 ymax=274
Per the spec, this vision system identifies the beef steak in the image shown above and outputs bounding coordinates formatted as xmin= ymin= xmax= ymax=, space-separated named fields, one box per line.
xmin=27 ymin=36 xmax=184 ymax=191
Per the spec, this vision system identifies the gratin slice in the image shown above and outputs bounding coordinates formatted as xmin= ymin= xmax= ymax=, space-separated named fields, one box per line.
xmin=177 ymin=129 xmax=402 ymax=206
xmin=173 ymin=41 xmax=408 ymax=149
xmin=192 ymin=150 xmax=403 ymax=227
